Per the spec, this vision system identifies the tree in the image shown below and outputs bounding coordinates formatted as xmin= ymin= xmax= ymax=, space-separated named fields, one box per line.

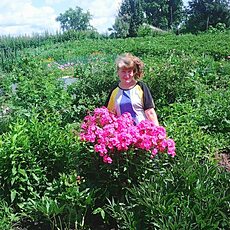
xmin=56 ymin=6 xmax=93 ymax=32
xmin=143 ymin=0 xmax=184 ymax=30
xmin=143 ymin=0 xmax=168 ymax=29
xmin=167 ymin=0 xmax=184 ymax=29
xmin=185 ymin=0 xmax=230 ymax=33
xmin=111 ymin=0 xmax=145 ymax=37
xmin=109 ymin=17 xmax=130 ymax=38
xmin=111 ymin=0 xmax=184 ymax=37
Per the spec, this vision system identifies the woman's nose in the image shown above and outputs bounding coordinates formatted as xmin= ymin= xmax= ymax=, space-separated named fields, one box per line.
xmin=124 ymin=71 xmax=129 ymax=77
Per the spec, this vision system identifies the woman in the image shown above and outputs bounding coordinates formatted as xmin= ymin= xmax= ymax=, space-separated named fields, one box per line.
xmin=105 ymin=53 xmax=159 ymax=126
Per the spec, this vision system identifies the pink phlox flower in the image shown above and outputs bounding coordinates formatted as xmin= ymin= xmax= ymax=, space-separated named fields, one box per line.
xmin=168 ymin=150 xmax=176 ymax=157
xmin=85 ymin=133 xmax=96 ymax=142
xmin=79 ymin=107 xmax=176 ymax=163
xmin=103 ymin=155 xmax=113 ymax=164
xmin=156 ymin=126 xmax=167 ymax=139
xmin=135 ymin=134 xmax=153 ymax=151
xmin=89 ymin=124 xmax=97 ymax=131
xmin=107 ymin=136 xmax=119 ymax=150
xmin=81 ymin=122 xmax=88 ymax=130
xmin=167 ymin=138 xmax=176 ymax=148
xmin=141 ymin=138 xmax=152 ymax=151
xmin=94 ymin=143 xmax=107 ymax=154
xmin=151 ymin=136 xmax=158 ymax=145
xmin=80 ymin=133 xmax=86 ymax=141
xmin=137 ymin=119 xmax=156 ymax=132
xmin=103 ymin=124 xmax=116 ymax=136
xmin=128 ymin=126 xmax=139 ymax=143
xmin=95 ymin=127 xmax=103 ymax=136
xmin=150 ymin=148 xmax=158 ymax=158
xmin=93 ymin=107 xmax=113 ymax=126
xmin=113 ymin=121 xmax=119 ymax=129
xmin=157 ymin=139 xmax=168 ymax=152
xmin=116 ymin=112 xmax=134 ymax=129
xmin=84 ymin=114 xmax=96 ymax=124
xmin=116 ymin=132 xmax=132 ymax=151
xmin=161 ymin=139 xmax=168 ymax=148
xmin=167 ymin=139 xmax=176 ymax=157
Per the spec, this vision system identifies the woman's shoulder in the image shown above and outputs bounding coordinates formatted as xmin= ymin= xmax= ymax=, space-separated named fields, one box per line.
xmin=107 ymin=83 xmax=120 ymax=95
xmin=137 ymin=81 xmax=149 ymax=89
xmin=110 ymin=83 xmax=119 ymax=91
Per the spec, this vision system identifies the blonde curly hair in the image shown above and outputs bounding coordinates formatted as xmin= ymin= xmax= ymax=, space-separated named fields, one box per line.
xmin=115 ymin=53 xmax=144 ymax=80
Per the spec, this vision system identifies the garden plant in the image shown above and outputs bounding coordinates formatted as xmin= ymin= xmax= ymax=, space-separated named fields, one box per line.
xmin=0 ymin=30 xmax=229 ymax=229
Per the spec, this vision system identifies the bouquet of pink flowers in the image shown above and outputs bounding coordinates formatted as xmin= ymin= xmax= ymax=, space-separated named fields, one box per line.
xmin=80 ymin=107 xmax=176 ymax=164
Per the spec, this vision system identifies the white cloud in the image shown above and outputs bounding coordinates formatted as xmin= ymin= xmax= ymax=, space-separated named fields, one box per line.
xmin=47 ymin=0 xmax=123 ymax=33
xmin=84 ymin=0 xmax=122 ymax=33
xmin=0 ymin=0 xmax=59 ymax=36
xmin=0 ymin=0 xmax=124 ymax=36
xmin=44 ymin=0 xmax=63 ymax=5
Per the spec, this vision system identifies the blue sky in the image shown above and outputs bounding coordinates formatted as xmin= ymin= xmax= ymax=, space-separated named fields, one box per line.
xmin=0 ymin=0 xmax=189 ymax=36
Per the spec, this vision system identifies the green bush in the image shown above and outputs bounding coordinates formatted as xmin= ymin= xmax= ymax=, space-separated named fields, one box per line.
xmin=0 ymin=119 xmax=47 ymax=207
xmin=23 ymin=172 xmax=94 ymax=230
xmin=0 ymin=32 xmax=230 ymax=229
xmin=194 ymin=89 xmax=230 ymax=133
xmin=106 ymin=162 xmax=230 ymax=229
xmin=137 ymin=24 xmax=169 ymax=37
xmin=0 ymin=199 xmax=19 ymax=229
xmin=68 ymin=58 xmax=117 ymax=121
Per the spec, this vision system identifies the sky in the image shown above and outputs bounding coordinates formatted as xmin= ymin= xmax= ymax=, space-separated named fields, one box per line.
xmin=0 ymin=0 xmax=189 ymax=37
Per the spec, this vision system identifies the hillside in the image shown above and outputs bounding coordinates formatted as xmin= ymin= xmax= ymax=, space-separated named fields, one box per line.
xmin=0 ymin=32 xmax=230 ymax=229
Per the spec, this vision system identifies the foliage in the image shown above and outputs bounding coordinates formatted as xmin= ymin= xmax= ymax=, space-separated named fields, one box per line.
xmin=185 ymin=0 xmax=230 ymax=33
xmin=137 ymin=24 xmax=169 ymax=37
xmin=56 ymin=6 xmax=93 ymax=32
xmin=23 ymin=172 xmax=94 ymax=229
xmin=106 ymin=162 xmax=230 ymax=229
xmin=112 ymin=0 xmax=184 ymax=37
xmin=167 ymin=0 xmax=185 ymax=29
xmin=111 ymin=0 xmax=144 ymax=37
xmin=6 ymin=57 xmax=73 ymax=124
xmin=208 ymin=22 xmax=228 ymax=33
xmin=143 ymin=0 xmax=184 ymax=30
xmin=0 ymin=30 xmax=102 ymax=51
xmin=0 ymin=30 xmax=102 ymax=73
xmin=0 ymin=200 xmax=19 ymax=230
xmin=0 ymin=32 xmax=230 ymax=229
xmin=109 ymin=16 xmax=130 ymax=38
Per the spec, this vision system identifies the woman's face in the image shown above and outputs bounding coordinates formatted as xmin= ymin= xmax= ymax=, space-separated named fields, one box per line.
xmin=118 ymin=67 xmax=135 ymax=85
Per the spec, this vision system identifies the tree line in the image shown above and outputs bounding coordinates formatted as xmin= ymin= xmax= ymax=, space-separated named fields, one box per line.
xmin=56 ymin=0 xmax=230 ymax=37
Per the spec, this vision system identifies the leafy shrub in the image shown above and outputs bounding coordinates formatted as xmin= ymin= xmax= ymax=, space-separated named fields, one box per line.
xmin=137 ymin=24 xmax=168 ymax=37
xmin=0 ymin=199 xmax=19 ymax=230
xmin=208 ymin=23 xmax=227 ymax=33
xmin=0 ymin=119 xmax=47 ymax=207
xmin=5 ymin=57 xmax=74 ymax=124
xmin=23 ymin=172 xmax=94 ymax=230
xmin=68 ymin=59 xmax=117 ymax=121
xmin=194 ymin=89 xmax=230 ymax=133
xmin=106 ymin=161 xmax=230 ymax=229
xmin=0 ymin=32 xmax=230 ymax=229
xmin=144 ymin=54 xmax=204 ymax=106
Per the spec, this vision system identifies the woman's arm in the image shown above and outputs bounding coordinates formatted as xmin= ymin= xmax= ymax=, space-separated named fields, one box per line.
xmin=145 ymin=108 xmax=159 ymax=126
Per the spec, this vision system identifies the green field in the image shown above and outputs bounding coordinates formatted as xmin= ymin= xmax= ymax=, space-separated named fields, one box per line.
xmin=0 ymin=31 xmax=230 ymax=229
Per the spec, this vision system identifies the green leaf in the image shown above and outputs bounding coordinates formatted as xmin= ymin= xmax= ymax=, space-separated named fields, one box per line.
xmin=12 ymin=165 xmax=17 ymax=176
xmin=11 ymin=189 xmax=17 ymax=202
xmin=93 ymin=207 xmax=105 ymax=220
